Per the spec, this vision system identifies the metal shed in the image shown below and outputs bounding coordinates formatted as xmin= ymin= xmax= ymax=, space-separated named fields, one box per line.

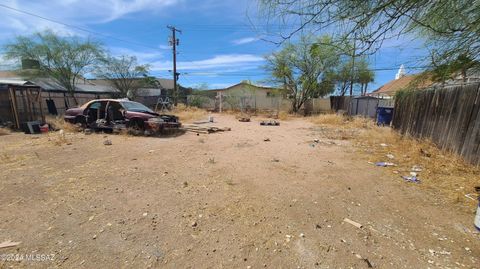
xmin=348 ymin=96 xmax=380 ymax=118
xmin=0 ymin=79 xmax=45 ymax=129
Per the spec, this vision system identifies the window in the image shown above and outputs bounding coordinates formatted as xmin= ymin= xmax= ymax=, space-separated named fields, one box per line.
xmin=121 ymin=101 xmax=154 ymax=113
xmin=88 ymin=101 xmax=101 ymax=109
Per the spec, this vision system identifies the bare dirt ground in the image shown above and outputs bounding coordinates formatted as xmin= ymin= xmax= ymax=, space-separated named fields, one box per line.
xmin=0 ymin=114 xmax=479 ymax=268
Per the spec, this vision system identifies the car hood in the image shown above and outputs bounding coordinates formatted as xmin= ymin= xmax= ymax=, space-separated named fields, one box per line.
xmin=125 ymin=111 xmax=159 ymax=119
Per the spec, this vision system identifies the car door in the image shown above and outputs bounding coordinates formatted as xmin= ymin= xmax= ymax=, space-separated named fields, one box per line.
xmin=84 ymin=101 xmax=102 ymax=125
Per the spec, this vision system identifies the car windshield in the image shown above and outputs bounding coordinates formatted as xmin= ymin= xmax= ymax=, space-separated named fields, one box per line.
xmin=121 ymin=101 xmax=154 ymax=113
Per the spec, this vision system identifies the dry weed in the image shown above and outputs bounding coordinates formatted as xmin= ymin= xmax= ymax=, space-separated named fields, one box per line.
xmin=45 ymin=115 xmax=81 ymax=133
xmin=49 ymin=130 xmax=70 ymax=146
xmin=310 ymin=113 xmax=347 ymax=125
xmin=310 ymin=113 xmax=480 ymax=206
xmin=170 ymin=104 xmax=208 ymax=123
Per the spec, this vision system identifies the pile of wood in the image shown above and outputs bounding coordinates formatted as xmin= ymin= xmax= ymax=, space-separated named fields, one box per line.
xmin=182 ymin=124 xmax=231 ymax=134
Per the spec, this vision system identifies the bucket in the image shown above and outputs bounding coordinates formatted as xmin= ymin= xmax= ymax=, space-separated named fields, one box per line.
xmin=40 ymin=124 xmax=49 ymax=133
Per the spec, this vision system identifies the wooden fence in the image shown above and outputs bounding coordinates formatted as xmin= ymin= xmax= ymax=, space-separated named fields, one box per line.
xmin=393 ymin=83 xmax=480 ymax=165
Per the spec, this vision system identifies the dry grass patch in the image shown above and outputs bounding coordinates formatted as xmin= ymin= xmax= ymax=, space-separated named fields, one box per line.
xmin=311 ymin=113 xmax=480 ymax=206
xmin=310 ymin=113 xmax=347 ymax=125
xmin=170 ymin=104 xmax=208 ymax=123
xmin=45 ymin=115 xmax=81 ymax=133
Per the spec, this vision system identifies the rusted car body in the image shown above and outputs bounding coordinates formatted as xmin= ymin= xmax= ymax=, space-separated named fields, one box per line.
xmin=64 ymin=99 xmax=181 ymax=133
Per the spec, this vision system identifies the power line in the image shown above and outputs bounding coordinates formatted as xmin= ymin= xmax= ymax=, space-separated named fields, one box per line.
xmin=0 ymin=3 xmax=167 ymax=50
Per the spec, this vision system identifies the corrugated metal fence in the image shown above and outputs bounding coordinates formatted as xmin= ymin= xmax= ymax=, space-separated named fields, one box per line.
xmin=393 ymin=83 xmax=480 ymax=165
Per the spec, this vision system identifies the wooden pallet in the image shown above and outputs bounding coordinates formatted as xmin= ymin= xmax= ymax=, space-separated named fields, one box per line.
xmin=182 ymin=124 xmax=231 ymax=134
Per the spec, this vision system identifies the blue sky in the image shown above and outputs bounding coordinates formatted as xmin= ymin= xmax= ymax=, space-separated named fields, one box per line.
xmin=0 ymin=0 xmax=429 ymax=92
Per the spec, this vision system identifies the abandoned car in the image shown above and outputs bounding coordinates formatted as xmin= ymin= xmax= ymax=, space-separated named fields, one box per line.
xmin=64 ymin=99 xmax=181 ymax=133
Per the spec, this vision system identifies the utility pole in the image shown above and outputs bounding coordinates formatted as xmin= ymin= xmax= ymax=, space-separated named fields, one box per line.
xmin=167 ymin=25 xmax=181 ymax=106
xmin=349 ymin=33 xmax=356 ymax=96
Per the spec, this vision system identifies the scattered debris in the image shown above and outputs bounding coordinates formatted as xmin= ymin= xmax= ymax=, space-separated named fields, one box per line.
xmin=475 ymin=187 xmax=480 ymax=230
xmin=0 ymin=240 xmax=21 ymax=249
xmin=375 ymin=162 xmax=395 ymax=167
xmin=411 ymin=165 xmax=423 ymax=172
xmin=103 ymin=139 xmax=112 ymax=146
xmin=192 ymin=120 xmax=211 ymax=125
xmin=380 ymin=143 xmax=388 ymax=147
xmin=420 ymin=148 xmax=432 ymax=157
xmin=343 ymin=218 xmax=363 ymax=229
xmin=364 ymin=258 xmax=373 ymax=268
xmin=465 ymin=193 xmax=478 ymax=201
xmin=238 ymin=117 xmax=250 ymax=122
xmin=183 ymin=124 xmax=231 ymax=134
xmin=260 ymin=120 xmax=280 ymax=126
xmin=386 ymin=154 xmax=395 ymax=159
xmin=402 ymin=175 xmax=421 ymax=183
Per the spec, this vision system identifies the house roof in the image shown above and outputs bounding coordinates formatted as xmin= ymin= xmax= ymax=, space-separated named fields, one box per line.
xmin=371 ymin=74 xmax=432 ymax=96
xmin=210 ymin=82 xmax=280 ymax=92
xmin=0 ymin=79 xmax=37 ymax=86
xmin=87 ymin=78 xmax=175 ymax=90
xmin=0 ymin=70 xmax=176 ymax=94
xmin=27 ymin=78 xmax=116 ymax=93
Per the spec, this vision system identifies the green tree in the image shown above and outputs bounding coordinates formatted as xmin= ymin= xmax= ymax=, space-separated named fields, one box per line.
xmin=3 ymin=30 xmax=104 ymax=104
xmin=333 ymin=57 xmax=374 ymax=96
xmin=265 ymin=35 xmax=339 ymax=112
xmin=260 ymin=0 xmax=480 ymax=64
xmin=356 ymin=58 xmax=374 ymax=95
xmin=429 ymin=53 xmax=479 ymax=84
xmin=188 ymin=83 xmax=216 ymax=108
xmin=334 ymin=60 xmax=354 ymax=96
xmin=96 ymin=55 xmax=150 ymax=98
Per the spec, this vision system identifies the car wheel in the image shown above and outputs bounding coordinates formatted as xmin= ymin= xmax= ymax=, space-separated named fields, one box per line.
xmin=128 ymin=120 xmax=145 ymax=135
xmin=75 ymin=116 xmax=87 ymax=128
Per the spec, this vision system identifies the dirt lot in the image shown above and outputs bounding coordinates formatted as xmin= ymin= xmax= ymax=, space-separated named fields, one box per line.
xmin=0 ymin=114 xmax=479 ymax=268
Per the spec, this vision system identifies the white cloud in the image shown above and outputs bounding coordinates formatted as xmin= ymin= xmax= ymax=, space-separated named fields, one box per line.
xmin=0 ymin=0 xmax=183 ymax=37
xmin=232 ymin=37 xmax=259 ymax=45
xmin=101 ymin=0 xmax=182 ymax=22
xmin=149 ymin=54 xmax=264 ymax=71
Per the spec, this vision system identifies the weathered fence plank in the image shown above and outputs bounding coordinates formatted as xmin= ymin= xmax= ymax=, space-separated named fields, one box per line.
xmin=393 ymin=83 xmax=480 ymax=165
